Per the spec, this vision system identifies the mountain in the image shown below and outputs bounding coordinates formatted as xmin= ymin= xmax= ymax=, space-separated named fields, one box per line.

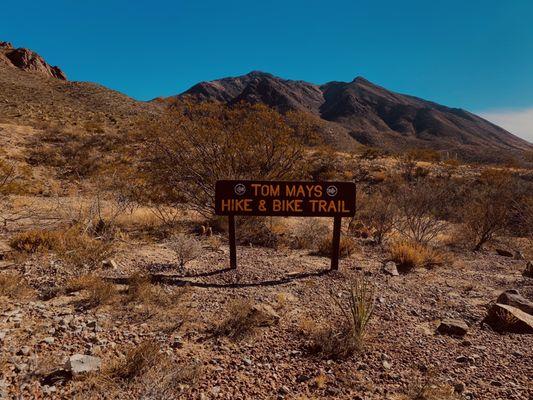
xmin=178 ymin=71 xmax=532 ymax=161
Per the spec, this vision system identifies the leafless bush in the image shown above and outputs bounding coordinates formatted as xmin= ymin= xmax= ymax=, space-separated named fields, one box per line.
xmin=135 ymin=102 xmax=306 ymax=217
xmin=394 ymin=182 xmax=448 ymax=244
xmin=292 ymin=218 xmax=329 ymax=249
xmin=357 ymin=191 xmax=397 ymax=244
xmin=167 ymin=234 xmax=202 ymax=269
xmin=460 ymin=171 xmax=524 ymax=250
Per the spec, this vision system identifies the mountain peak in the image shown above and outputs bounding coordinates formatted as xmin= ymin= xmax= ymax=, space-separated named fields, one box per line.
xmin=175 ymin=71 xmax=531 ymax=160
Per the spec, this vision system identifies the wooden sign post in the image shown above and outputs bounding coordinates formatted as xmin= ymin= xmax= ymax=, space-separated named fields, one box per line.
xmin=215 ymin=180 xmax=356 ymax=270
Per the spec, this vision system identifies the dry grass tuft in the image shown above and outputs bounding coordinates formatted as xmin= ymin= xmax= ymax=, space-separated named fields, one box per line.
xmin=10 ymin=226 xmax=114 ymax=273
xmin=388 ymin=241 xmax=447 ymax=273
xmin=214 ymin=299 xmax=270 ymax=340
xmin=395 ymin=371 xmax=460 ymax=400
xmin=66 ymin=275 xmax=116 ymax=308
xmin=106 ymin=341 xmax=161 ymax=381
xmin=305 ymin=276 xmax=375 ymax=359
xmin=0 ymin=273 xmax=35 ymax=299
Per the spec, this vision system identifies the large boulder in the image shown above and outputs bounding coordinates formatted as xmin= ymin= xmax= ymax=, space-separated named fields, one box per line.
xmin=484 ymin=304 xmax=533 ymax=334
xmin=496 ymin=290 xmax=533 ymax=315
xmin=64 ymin=354 xmax=101 ymax=375
xmin=437 ymin=319 xmax=469 ymax=337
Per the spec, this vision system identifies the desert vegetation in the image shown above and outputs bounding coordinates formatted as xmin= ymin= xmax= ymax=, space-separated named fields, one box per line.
xmin=0 ymin=97 xmax=532 ymax=400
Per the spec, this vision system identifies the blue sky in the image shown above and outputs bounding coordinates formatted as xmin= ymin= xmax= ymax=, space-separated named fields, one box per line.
xmin=2 ymin=0 xmax=532 ymax=141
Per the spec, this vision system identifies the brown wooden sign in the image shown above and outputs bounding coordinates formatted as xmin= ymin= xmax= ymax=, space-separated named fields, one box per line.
xmin=215 ymin=180 xmax=356 ymax=270
xmin=215 ymin=180 xmax=356 ymax=217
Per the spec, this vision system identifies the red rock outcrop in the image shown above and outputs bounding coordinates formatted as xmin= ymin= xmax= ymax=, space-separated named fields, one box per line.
xmin=0 ymin=42 xmax=66 ymax=80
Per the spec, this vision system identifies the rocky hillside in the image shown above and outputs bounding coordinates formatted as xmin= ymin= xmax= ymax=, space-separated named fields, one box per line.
xmin=178 ymin=72 xmax=532 ymax=161
xmin=0 ymin=41 xmax=159 ymax=130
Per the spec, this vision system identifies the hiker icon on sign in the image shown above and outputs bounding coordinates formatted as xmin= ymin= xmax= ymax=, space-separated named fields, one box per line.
xmin=326 ymin=185 xmax=338 ymax=197
xmin=234 ymin=183 xmax=246 ymax=196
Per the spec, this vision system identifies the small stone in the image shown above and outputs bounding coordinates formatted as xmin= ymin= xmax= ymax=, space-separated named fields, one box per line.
xmin=454 ymin=382 xmax=465 ymax=393
xmin=102 ymin=259 xmax=118 ymax=269
xmin=278 ymin=385 xmax=290 ymax=395
xmin=242 ymin=357 xmax=252 ymax=366
xmin=382 ymin=360 xmax=391 ymax=370
xmin=42 ymin=337 xmax=55 ymax=345
xmin=64 ymin=354 xmax=101 ymax=375
xmin=437 ymin=319 xmax=469 ymax=337
xmin=383 ymin=261 xmax=399 ymax=276
xmin=17 ymin=346 xmax=31 ymax=356
xmin=495 ymin=248 xmax=513 ymax=257
xmin=211 ymin=386 xmax=221 ymax=396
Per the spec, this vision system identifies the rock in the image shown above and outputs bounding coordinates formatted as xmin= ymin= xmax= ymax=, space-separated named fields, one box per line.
xmin=242 ymin=357 xmax=252 ymax=366
xmin=102 ymin=259 xmax=118 ymax=269
xmin=4 ymin=48 xmax=67 ymax=80
xmin=250 ymin=304 xmax=280 ymax=326
xmin=495 ymin=248 xmax=513 ymax=257
xmin=383 ymin=261 xmax=399 ymax=276
xmin=484 ymin=303 xmax=533 ymax=334
xmin=523 ymin=261 xmax=533 ymax=278
xmin=514 ymin=251 xmax=524 ymax=260
xmin=278 ymin=385 xmax=290 ymax=395
xmin=42 ymin=337 xmax=55 ymax=345
xmin=382 ymin=360 xmax=392 ymax=369
xmin=17 ymin=346 xmax=31 ymax=356
xmin=0 ymin=41 xmax=13 ymax=49
xmin=437 ymin=319 xmax=469 ymax=337
xmin=64 ymin=354 xmax=101 ymax=375
xmin=496 ymin=290 xmax=533 ymax=315
xmin=454 ymin=382 xmax=466 ymax=394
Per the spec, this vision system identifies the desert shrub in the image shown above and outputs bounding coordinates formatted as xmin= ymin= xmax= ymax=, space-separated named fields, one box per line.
xmin=306 ymin=276 xmax=375 ymax=358
xmin=358 ymin=146 xmax=388 ymax=160
xmin=0 ymin=159 xmax=29 ymax=195
xmin=406 ymin=148 xmax=441 ymax=163
xmin=388 ymin=241 xmax=446 ymax=273
xmin=316 ymin=236 xmax=358 ymax=258
xmin=0 ymin=273 xmax=34 ymax=299
xmin=357 ymin=191 xmax=397 ymax=244
xmin=66 ymin=275 xmax=116 ymax=308
xmin=394 ymin=182 xmax=448 ymax=244
xmin=9 ymin=230 xmax=60 ymax=253
xmin=292 ymin=218 xmax=329 ymax=249
xmin=399 ymin=370 xmax=460 ymax=400
xmin=459 ymin=170 xmax=526 ymax=250
xmin=236 ymin=217 xmax=280 ymax=248
xmin=11 ymin=227 xmax=114 ymax=272
xmin=166 ymin=234 xmax=202 ymax=269
xmin=305 ymin=147 xmax=342 ymax=181
xmin=214 ymin=299 xmax=273 ymax=340
xmin=107 ymin=341 xmax=161 ymax=381
xmin=127 ymin=272 xmax=191 ymax=307
xmin=135 ymin=101 xmax=307 ymax=217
